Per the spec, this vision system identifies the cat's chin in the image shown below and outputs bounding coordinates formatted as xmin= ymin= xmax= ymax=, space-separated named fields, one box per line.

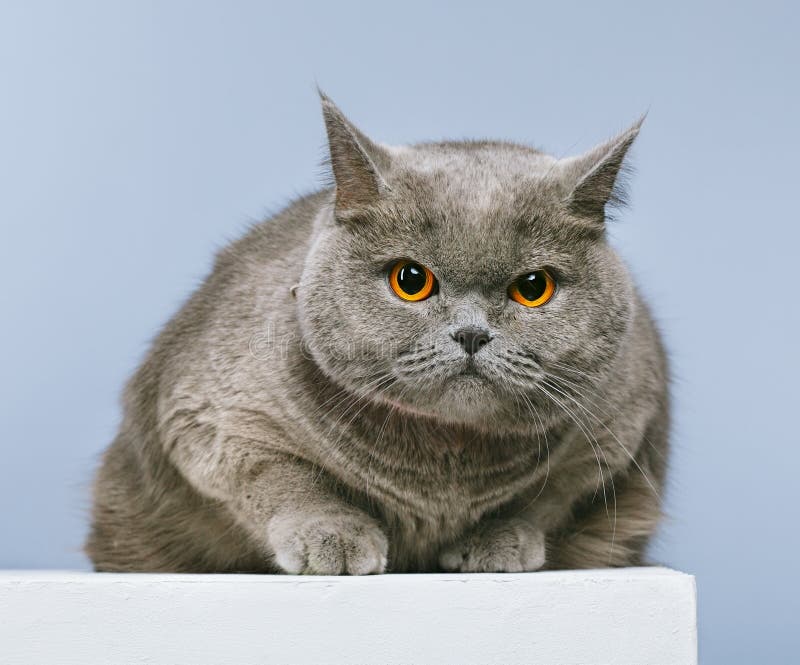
xmin=381 ymin=374 xmax=504 ymax=425
xmin=437 ymin=374 xmax=504 ymax=421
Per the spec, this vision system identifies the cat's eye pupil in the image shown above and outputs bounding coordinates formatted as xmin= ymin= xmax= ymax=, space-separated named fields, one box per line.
xmin=518 ymin=272 xmax=547 ymax=301
xmin=397 ymin=263 xmax=427 ymax=295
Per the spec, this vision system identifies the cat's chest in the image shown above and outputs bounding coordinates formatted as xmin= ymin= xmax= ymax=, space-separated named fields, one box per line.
xmin=339 ymin=424 xmax=543 ymax=527
xmin=305 ymin=412 xmax=548 ymax=571
xmin=361 ymin=432 xmax=544 ymax=571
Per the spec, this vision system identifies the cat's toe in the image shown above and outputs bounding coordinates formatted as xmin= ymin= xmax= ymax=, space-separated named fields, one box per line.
xmin=438 ymin=546 xmax=466 ymax=571
xmin=439 ymin=518 xmax=545 ymax=573
xmin=268 ymin=511 xmax=388 ymax=575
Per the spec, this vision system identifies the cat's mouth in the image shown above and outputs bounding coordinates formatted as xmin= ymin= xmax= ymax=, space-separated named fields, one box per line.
xmin=385 ymin=354 xmax=503 ymax=421
xmin=447 ymin=360 xmax=489 ymax=384
xmin=458 ymin=362 xmax=481 ymax=377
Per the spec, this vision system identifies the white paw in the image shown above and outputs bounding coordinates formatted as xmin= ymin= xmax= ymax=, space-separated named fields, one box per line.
xmin=268 ymin=510 xmax=388 ymax=575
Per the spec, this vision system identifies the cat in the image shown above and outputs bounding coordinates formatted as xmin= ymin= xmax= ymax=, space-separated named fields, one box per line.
xmin=86 ymin=92 xmax=669 ymax=574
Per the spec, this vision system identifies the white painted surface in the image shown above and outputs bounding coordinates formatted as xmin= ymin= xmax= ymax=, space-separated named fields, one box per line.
xmin=0 ymin=567 xmax=696 ymax=665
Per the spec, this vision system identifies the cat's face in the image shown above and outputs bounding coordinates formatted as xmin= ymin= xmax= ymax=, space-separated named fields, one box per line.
xmin=298 ymin=97 xmax=639 ymax=427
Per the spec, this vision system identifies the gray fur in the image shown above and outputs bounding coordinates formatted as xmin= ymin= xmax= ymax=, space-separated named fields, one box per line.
xmin=86 ymin=94 xmax=669 ymax=574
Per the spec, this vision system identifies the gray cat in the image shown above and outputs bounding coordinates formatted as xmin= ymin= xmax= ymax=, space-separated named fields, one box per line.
xmin=86 ymin=93 xmax=669 ymax=574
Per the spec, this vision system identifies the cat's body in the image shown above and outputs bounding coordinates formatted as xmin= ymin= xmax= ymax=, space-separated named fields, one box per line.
xmin=87 ymin=97 xmax=669 ymax=573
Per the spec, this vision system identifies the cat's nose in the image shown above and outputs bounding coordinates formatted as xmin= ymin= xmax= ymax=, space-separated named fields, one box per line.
xmin=451 ymin=326 xmax=492 ymax=355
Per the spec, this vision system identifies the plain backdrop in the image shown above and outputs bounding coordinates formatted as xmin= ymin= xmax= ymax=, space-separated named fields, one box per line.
xmin=1 ymin=1 xmax=797 ymax=661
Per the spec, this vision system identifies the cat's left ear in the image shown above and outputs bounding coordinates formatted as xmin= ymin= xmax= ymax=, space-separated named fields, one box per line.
xmin=558 ymin=117 xmax=644 ymax=222
xmin=319 ymin=91 xmax=392 ymax=219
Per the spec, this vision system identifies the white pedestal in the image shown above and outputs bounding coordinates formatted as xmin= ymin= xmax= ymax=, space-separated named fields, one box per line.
xmin=0 ymin=567 xmax=696 ymax=664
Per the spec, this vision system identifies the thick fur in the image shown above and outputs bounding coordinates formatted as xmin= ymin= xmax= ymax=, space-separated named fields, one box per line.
xmin=87 ymin=98 xmax=669 ymax=574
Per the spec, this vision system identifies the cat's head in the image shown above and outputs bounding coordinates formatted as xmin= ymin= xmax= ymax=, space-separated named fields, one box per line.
xmin=297 ymin=93 xmax=641 ymax=427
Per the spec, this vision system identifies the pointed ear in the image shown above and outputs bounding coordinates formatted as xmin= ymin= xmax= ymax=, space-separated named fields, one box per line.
xmin=559 ymin=117 xmax=644 ymax=221
xmin=319 ymin=91 xmax=391 ymax=217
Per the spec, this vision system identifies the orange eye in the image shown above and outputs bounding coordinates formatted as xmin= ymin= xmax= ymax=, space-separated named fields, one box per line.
xmin=508 ymin=270 xmax=556 ymax=307
xmin=389 ymin=260 xmax=436 ymax=301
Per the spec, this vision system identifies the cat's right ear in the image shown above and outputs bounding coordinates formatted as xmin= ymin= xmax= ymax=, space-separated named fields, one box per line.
xmin=319 ymin=91 xmax=391 ymax=220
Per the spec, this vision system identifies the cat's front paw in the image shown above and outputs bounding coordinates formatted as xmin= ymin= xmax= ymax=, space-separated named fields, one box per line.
xmin=439 ymin=518 xmax=546 ymax=573
xmin=267 ymin=510 xmax=388 ymax=575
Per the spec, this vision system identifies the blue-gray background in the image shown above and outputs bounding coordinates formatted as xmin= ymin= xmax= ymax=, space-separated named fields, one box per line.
xmin=1 ymin=1 xmax=797 ymax=661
